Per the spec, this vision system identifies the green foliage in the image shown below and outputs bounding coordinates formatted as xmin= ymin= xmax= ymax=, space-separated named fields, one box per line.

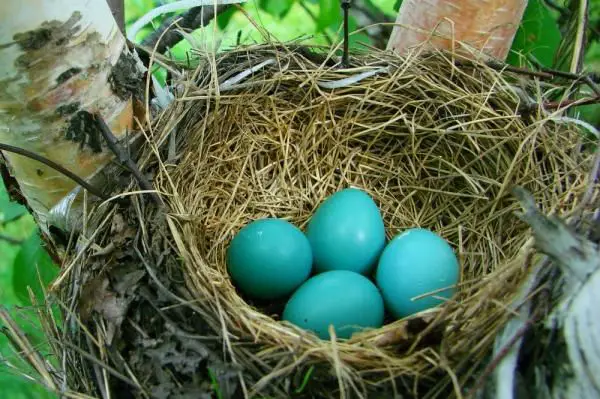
xmin=363 ymin=0 xmax=396 ymax=16
xmin=507 ymin=0 xmax=563 ymax=67
xmin=259 ymin=0 xmax=295 ymax=18
xmin=12 ymin=230 xmax=58 ymax=306
xmin=393 ymin=0 xmax=402 ymax=12
xmin=0 ymin=182 xmax=56 ymax=398
xmin=0 ymin=180 xmax=27 ymax=224
xmin=317 ymin=0 xmax=341 ymax=31
xmin=125 ymin=0 xmax=155 ymax=25
xmin=0 ymin=200 xmax=27 ymax=225
xmin=217 ymin=6 xmax=238 ymax=30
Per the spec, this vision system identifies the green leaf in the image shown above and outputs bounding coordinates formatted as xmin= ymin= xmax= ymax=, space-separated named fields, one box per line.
xmin=347 ymin=14 xmax=373 ymax=49
xmin=362 ymin=0 xmax=394 ymax=18
xmin=584 ymin=41 xmax=600 ymax=71
xmin=507 ymin=0 xmax=562 ymax=68
xmin=217 ymin=6 xmax=238 ymax=30
xmin=12 ymin=230 xmax=58 ymax=306
xmin=393 ymin=0 xmax=402 ymax=12
xmin=125 ymin=0 xmax=156 ymax=25
xmin=133 ymin=26 xmax=153 ymax=44
xmin=259 ymin=0 xmax=296 ymax=18
xmin=553 ymin=0 xmax=589 ymax=73
xmin=294 ymin=365 xmax=315 ymax=394
xmin=0 ymin=180 xmax=27 ymax=223
xmin=317 ymin=0 xmax=341 ymax=31
xmin=0 ymin=199 xmax=27 ymax=224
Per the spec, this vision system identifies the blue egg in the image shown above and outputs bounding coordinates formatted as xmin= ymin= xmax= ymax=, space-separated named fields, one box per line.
xmin=306 ymin=188 xmax=386 ymax=275
xmin=227 ymin=218 xmax=313 ymax=300
xmin=282 ymin=270 xmax=384 ymax=340
xmin=375 ymin=228 xmax=459 ymax=319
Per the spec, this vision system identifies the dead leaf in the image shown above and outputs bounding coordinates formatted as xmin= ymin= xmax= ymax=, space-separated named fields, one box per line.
xmin=373 ymin=323 xmax=410 ymax=347
xmin=79 ymin=274 xmax=132 ymax=344
xmin=113 ymin=269 xmax=145 ymax=295
xmin=111 ymin=213 xmax=127 ymax=235
xmin=145 ymin=339 xmax=208 ymax=374
xmin=79 ymin=274 xmax=109 ymax=322
xmin=373 ymin=311 xmax=439 ymax=347
xmin=110 ymin=212 xmax=136 ymax=245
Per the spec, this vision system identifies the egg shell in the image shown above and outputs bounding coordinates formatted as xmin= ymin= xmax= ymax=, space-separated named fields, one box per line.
xmin=282 ymin=270 xmax=384 ymax=340
xmin=227 ymin=218 xmax=313 ymax=300
xmin=306 ymin=188 xmax=386 ymax=275
xmin=375 ymin=228 xmax=459 ymax=319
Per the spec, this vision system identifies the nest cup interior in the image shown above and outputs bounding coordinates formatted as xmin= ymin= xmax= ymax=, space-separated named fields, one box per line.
xmin=156 ymin=45 xmax=588 ymax=392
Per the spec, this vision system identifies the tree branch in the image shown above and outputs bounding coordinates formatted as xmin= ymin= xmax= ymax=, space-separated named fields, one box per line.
xmin=0 ymin=234 xmax=23 ymax=245
xmin=0 ymin=143 xmax=108 ymax=201
xmin=93 ymin=114 xmax=163 ymax=207
xmin=512 ymin=186 xmax=599 ymax=282
xmin=141 ymin=5 xmax=228 ymax=54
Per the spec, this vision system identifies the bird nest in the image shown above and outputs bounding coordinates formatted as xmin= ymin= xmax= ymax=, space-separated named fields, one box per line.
xmin=28 ymin=43 xmax=595 ymax=398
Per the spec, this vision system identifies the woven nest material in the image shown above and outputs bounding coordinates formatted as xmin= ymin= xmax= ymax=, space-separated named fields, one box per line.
xmin=52 ymin=43 xmax=594 ymax=399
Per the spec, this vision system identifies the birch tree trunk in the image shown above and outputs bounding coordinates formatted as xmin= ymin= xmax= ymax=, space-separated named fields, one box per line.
xmin=387 ymin=0 xmax=528 ymax=61
xmin=0 ymin=0 xmax=144 ymax=234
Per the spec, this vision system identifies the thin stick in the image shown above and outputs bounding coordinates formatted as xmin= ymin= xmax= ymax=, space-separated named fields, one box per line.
xmin=0 ymin=143 xmax=108 ymax=200
xmin=141 ymin=5 xmax=229 ymax=54
xmin=0 ymin=307 xmax=58 ymax=391
xmin=459 ymin=59 xmax=600 ymax=90
xmin=465 ymin=317 xmax=534 ymax=398
xmin=93 ymin=114 xmax=163 ymax=207
xmin=541 ymin=95 xmax=600 ymax=110
xmin=341 ymin=0 xmax=351 ymax=67
xmin=0 ymin=233 xmax=23 ymax=245
xmin=584 ymin=75 xmax=600 ymax=97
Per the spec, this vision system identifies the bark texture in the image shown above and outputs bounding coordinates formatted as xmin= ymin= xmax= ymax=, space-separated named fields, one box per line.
xmin=0 ymin=0 xmax=144 ymax=233
xmin=107 ymin=0 xmax=126 ymax=34
xmin=482 ymin=187 xmax=600 ymax=399
xmin=387 ymin=0 xmax=528 ymax=61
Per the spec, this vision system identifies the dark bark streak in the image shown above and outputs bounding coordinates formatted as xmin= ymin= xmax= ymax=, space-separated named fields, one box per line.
xmin=0 ymin=143 xmax=108 ymax=201
xmin=107 ymin=0 xmax=125 ymax=35
xmin=94 ymin=114 xmax=163 ymax=207
xmin=141 ymin=5 xmax=228 ymax=54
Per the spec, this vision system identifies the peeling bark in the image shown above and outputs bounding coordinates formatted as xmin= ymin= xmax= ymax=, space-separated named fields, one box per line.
xmin=387 ymin=0 xmax=528 ymax=61
xmin=481 ymin=187 xmax=600 ymax=399
xmin=0 ymin=0 xmax=145 ymax=234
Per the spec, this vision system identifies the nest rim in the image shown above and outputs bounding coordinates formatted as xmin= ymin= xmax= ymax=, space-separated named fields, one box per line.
xmin=140 ymin=43 xmax=593 ymax=397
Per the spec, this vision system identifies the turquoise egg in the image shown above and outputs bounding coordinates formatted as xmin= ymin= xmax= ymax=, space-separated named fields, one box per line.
xmin=306 ymin=188 xmax=386 ymax=275
xmin=282 ymin=270 xmax=384 ymax=340
xmin=227 ymin=218 xmax=313 ymax=300
xmin=375 ymin=228 xmax=460 ymax=319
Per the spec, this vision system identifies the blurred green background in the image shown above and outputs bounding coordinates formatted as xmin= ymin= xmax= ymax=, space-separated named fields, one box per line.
xmin=1 ymin=0 xmax=599 ymax=397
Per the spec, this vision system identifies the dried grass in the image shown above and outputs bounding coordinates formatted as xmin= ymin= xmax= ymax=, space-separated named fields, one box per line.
xmin=143 ymin=43 xmax=591 ymax=397
xmin=3 ymin=41 xmax=595 ymax=399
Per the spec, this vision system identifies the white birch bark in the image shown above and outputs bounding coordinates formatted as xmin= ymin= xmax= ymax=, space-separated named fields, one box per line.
xmin=0 ymin=0 xmax=144 ymax=233
xmin=482 ymin=187 xmax=600 ymax=399
xmin=387 ymin=0 xmax=528 ymax=61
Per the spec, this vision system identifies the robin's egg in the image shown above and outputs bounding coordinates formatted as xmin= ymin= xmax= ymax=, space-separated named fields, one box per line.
xmin=306 ymin=188 xmax=386 ymax=275
xmin=375 ymin=228 xmax=459 ymax=319
xmin=282 ymin=270 xmax=384 ymax=340
xmin=227 ymin=218 xmax=313 ymax=300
